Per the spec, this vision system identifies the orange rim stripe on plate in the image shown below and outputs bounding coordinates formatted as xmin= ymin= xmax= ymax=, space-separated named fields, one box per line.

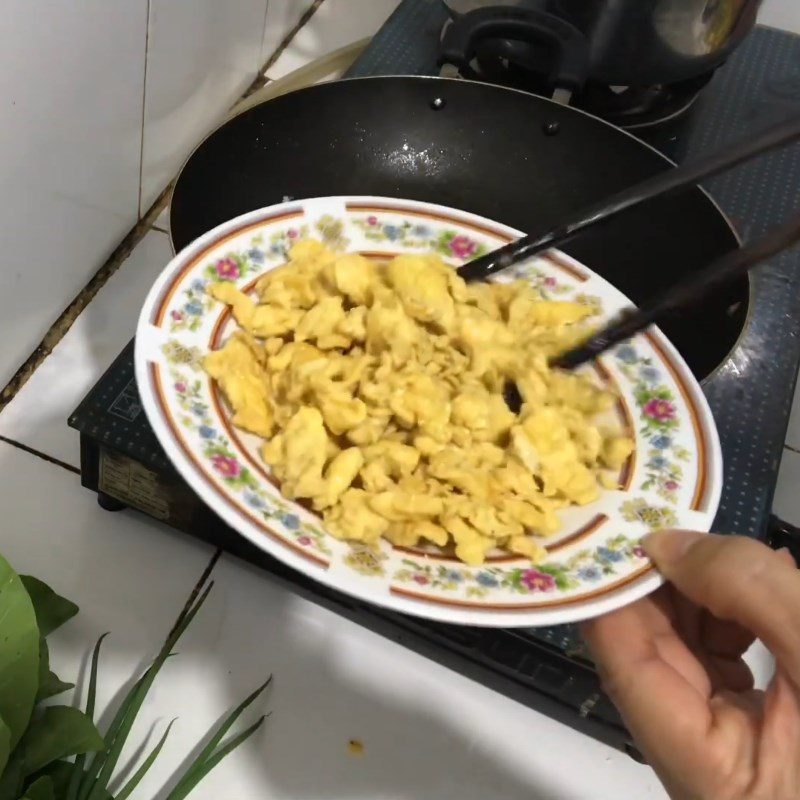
xmin=152 ymin=209 xmax=303 ymax=327
xmin=151 ymin=362 xmax=329 ymax=568
xmin=391 ymin=562 xmax=654 ymax=610
xmin=644 ymin=332 xmax=709 ymax=511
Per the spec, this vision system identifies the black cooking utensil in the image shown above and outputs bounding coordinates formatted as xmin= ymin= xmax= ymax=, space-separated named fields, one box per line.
xmin=457 ymin=113 xmax=800 ymax=283
xmin=552 ymin=212 xmax=800 ymax=370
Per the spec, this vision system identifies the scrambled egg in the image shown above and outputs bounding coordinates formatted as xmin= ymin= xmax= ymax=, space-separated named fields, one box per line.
xmin=205 ymin=240 xmax=633 ymax=565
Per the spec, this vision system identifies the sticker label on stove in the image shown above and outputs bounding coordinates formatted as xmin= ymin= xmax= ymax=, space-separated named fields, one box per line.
xmin=108 ymin=378 xmax=142 ymax=422
xmin=99 ymin=450 xmax=170 ymax=521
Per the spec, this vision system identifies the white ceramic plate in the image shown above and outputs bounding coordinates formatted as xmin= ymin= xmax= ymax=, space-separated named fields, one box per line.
xmin=135 ymin=197 xmax=722 ymax=627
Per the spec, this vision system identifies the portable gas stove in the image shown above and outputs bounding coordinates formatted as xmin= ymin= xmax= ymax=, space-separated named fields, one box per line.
xmin=70 ymin=0 xmax=800 ymax=758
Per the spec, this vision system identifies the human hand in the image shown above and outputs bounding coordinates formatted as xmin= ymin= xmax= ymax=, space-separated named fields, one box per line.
xmin=580 ymin=530 xmax=800 ymax=800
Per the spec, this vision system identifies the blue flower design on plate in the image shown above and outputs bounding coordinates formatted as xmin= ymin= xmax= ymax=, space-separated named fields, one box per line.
xmin=270 ymin=243 xmax=285 ymax=256
xmin=476 ymin=572 xmax=499 ymax=587
xmin=640 ymin=366 xmax=661 ymax=383
xmin=413 ymin=224 xmax=432 ymax=237
xmin=191 ymin=278 xmax=206 ymax=292
xmin=186 ymin=301 xmax=203 ymax=316
xmin=199 ymin=425 xmax=216 ymax=439
xmin=648 ymin=455 xmax=668 ymax=470
xmin=245 ymin=491 xmax=265 ymax=509
xmin=651 ymin=435 xmax=672 ymax=450
xmin=578 ymin=565 xmax=602 ymax=582
xmin=597 ymin=546 xmax=624 ymax=563
xmin=282 ymin=513 xmax=300 ymax=530
xmin=616 ymin=345 xmax=637 ymax=364
xmin=445 ymin=569 xmax=463 ymax=583
xmin=191 ymin=403 xmax=206 ymax=417
xmin=383 ymin=224 xmax=401 ymax=241
xmin=248 ymin=247 xmax=265 ymax=263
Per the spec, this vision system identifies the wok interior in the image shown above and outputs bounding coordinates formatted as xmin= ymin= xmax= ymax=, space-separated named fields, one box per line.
xmin=171 ymin=78 xmax=747 ymax=380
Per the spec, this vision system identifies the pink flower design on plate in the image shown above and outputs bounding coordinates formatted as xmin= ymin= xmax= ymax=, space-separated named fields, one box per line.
xmin=174 ymin=381 xmax=187 ymax=394
xmin=367 ymin=215 xmax=378 ymax=226
xmin=297 ymin=535 xmax=312 ymax=546
xmin=544 ymin=276 xmax=557 ymax=287
xmin=170 ymin=309 xmax=184 ymax=321
xmin=521 ymin=569 xmax=556 ymax=592
xmin=215 ymin=257 xmax=239 ymax=280
xmin=632 ymin=545 xmax=647 ymax=559
xmin=413 ymin=574 xmax=429 ymax=585
xmin=287 ymin=228 xmax=299 ymax=239
xmin=665 ymin=480 xmax=679 ymax=491
xmin=449 ymin=235 xmax=477 ymax=260
xmin=643 ymin=398 xmax=676 ymax=422
xmin=211 ymin=454 xmax=241 ymax=479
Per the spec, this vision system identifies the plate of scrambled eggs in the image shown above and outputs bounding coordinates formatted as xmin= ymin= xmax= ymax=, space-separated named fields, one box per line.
xmin=135 ymin=197 xmax=722 ymax=627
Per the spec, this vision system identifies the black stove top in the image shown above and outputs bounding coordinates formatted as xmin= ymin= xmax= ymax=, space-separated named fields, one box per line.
xmin=69 ymin=0 xmax=800 ymax=758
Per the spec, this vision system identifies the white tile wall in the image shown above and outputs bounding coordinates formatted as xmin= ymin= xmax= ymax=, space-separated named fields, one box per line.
xmin=139 ymin=0 xmax=270 ymax=213
xmin=266 ymin=0 xmax=400 ymax=79
xmin=0 ymin=231 xmax=173 ymax=468
xmin=261 ymin=0 xmax=312 ymax=66
xmin=759 ymin=0 xmax=800 ymax=33
xmin=0 ymin=0 xmax=148 ymax=387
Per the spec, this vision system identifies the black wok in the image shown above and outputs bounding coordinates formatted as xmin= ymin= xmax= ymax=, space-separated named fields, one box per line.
xmin=170 ymin=76 xmax=744 ymax=380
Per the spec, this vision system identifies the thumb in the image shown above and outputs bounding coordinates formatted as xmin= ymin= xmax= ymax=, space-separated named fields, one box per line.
xmin=644 ymin=530 xmax=800 ymax=681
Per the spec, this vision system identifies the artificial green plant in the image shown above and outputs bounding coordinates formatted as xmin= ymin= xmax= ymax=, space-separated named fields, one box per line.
xmin=0 ymin=554 xmax=267 ymax=799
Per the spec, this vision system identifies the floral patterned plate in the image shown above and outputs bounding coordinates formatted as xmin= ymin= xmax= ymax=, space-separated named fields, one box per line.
xmin=135 ymin=197 xmax=722 ymax=627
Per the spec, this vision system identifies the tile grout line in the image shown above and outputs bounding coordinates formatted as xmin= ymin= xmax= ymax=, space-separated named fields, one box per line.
xmin=261 ymin=0 xmax=327 ymax=76
xmin=258 ymin=0 xmax=271 ymax=70
xmin=137 ymin=0 xmax=153 ymax=219
xmin=0 ymin=435 xmax=80 ymax=475
xmin=167 ymin=548 xmax=222 ymax=638
xmin=0 ymin=14 xmax=312 ymax=414
xmin=0 ymin=181 xmax=173 ymax=412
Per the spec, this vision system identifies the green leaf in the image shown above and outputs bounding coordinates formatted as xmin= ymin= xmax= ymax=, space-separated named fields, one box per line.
xmin=0 ymin=753 xmax=24 ymax=800
xmin=81 ymin=584 xmax=212 ymax=800
xmin=36 ymin=640 xmax=73 ymax=703
xmin=20 ymin=577 xmax=78 ymax=638
xmin=77 ymin=673 xmax=149 ymax=800
xmin=20 ymin=707 xmax=104 ymax=776
xmin=172 ymin=677 xmax=270 ymax=784
xmin=0 ymin=716 xmax=10 ymax=776
xmin=36 ymin=672 xmax=73 ymax=704
xmin=166 ymin=715 xmax=267 ymax=800
xmin=66 ymin=634 xmax=107 ymax=800
xmin=0 ymin=555 xmax=40 ymax=748
xmin=114 ymin=719 xmax=176 ymax=800
xmin=20 ymin=775 xmax=54 ymax=800
xmin=25 ymin=760 xmax=73 ymax=796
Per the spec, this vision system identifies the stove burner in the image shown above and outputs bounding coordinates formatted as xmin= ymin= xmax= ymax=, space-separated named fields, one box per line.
xmin=439 ymin=21 xmax=715 ymax=130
